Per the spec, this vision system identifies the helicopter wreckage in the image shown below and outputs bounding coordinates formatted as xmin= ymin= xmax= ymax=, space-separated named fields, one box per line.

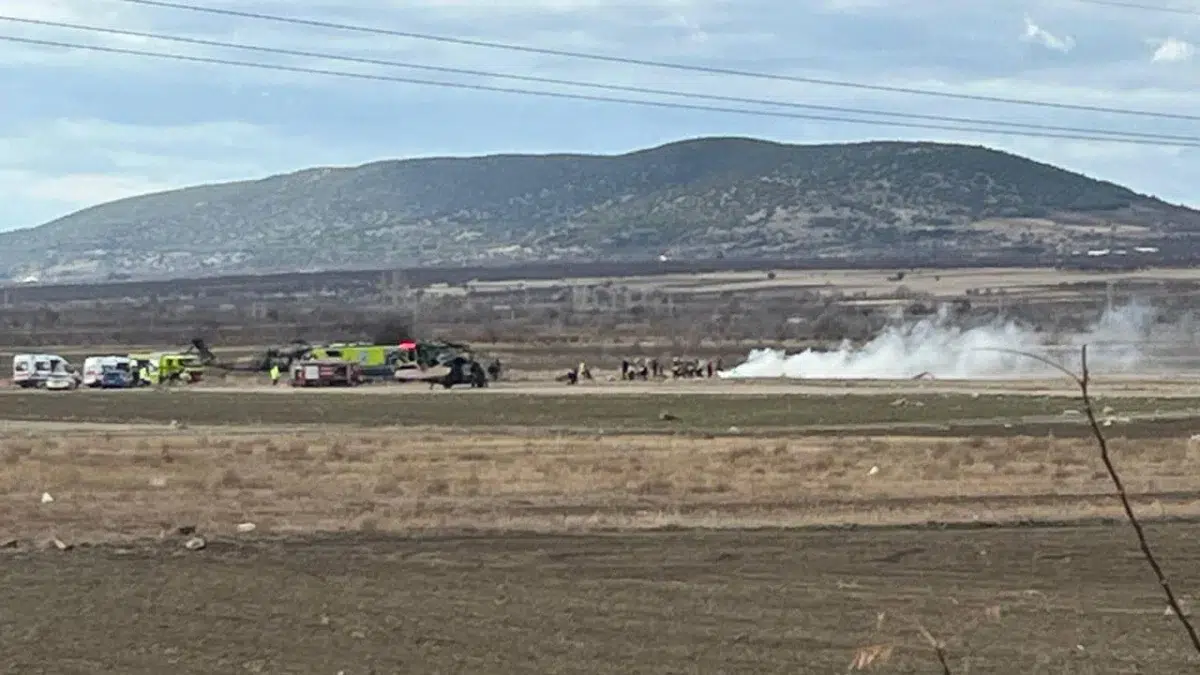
xmin=186 ymin=337 xmax=500 ymax=389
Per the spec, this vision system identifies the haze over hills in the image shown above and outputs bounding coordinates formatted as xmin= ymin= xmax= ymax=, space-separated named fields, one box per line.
xmin=3 ymin=136 xmax=1197 ymax=282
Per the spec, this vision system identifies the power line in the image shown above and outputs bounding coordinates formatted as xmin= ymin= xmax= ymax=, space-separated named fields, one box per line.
xmin=110 ymin=0 xmax=1200 ymax=123
xmin=3 ymin=32 xmax=1198 ymax=149
xmin=5 ymin=33 xmax=1200 ymax=149
xmin=1069 ymin=0 xmax=1200 ymax=15
xmin=8 ymin=15 xmax=1200 ymax=145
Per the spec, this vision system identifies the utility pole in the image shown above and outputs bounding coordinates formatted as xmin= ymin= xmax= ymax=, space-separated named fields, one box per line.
xmin=571 ymin=285 xmax=592 ymax=312
xmin=377 ymin=270 xmax=409 ymax=308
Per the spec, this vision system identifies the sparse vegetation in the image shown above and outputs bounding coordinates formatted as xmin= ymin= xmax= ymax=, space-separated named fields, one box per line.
xmin=5 ymin=137 xmax=1199 ymax=281
xmin=5 ymin=427 xmax=1200 ymax=540
xmin=5 ymin=264 xmax=1200 ymax=672
xmin=0 ymin=389 xmax=1196 ymax=435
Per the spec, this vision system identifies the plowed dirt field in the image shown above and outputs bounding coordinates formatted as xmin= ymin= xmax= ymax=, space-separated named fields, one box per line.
xmin=3 ymin=525 xmax=1199 ymax=674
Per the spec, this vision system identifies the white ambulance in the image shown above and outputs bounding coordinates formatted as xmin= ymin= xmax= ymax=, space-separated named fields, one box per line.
xmin=11 ymin=353 xmax=71 ymax=388
xmin=82 ymin=356 xmax=134 ymax=387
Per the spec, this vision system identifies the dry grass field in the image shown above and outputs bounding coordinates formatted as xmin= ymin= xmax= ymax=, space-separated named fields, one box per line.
xmin=5 ymin=424 xmax=1200 ymax=541
xmin=7 ymin=266 xmax=1200 ymax=672
xmin=4 ymin=411 xmax=1200 ymax=673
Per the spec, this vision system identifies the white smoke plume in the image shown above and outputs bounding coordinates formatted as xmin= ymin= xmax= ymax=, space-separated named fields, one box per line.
xmin=721 ymin=302 xmax=1185 ymax=380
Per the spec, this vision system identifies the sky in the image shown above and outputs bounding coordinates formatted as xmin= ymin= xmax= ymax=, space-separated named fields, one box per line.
xmin=1 ymin=0 xmax=1199 ymax=232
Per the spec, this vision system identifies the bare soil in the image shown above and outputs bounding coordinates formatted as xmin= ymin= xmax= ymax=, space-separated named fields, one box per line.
xmin=3 ymin=526 xmax=1200 ymax=674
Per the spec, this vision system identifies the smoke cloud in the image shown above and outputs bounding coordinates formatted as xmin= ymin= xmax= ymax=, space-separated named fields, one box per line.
xmin=721 ymin=302 xmax=1186 ymax=380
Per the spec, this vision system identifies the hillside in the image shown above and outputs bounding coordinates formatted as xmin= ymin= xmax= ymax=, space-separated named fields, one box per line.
xmin=4 ymin=136 xmax=1197 ymax=281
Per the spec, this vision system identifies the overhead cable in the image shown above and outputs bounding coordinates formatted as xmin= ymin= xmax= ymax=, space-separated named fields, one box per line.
xmin=5 ymin=15 xmax=1199 ymax=144
xmin=1068 ymin=0 xmax=1200 ymax=15
xmin=108 ymin=0 xmax=1200 ymax=122
xmin=4 ymin=34 xmax=1200 ymax=148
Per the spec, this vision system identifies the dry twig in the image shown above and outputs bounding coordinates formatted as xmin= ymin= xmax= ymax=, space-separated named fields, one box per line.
xmin=985 ymin=344 xmax=1200 ymax=655
xmin=913 ymin=621 xmax=952 ymax=675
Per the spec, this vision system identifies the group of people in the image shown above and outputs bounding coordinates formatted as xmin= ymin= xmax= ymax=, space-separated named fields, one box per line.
xmin=619 ymin=356 xmax=724 ymax=381
xmin=559 ymin=361 xmax=594 ymax=385
xmin=559 ymin=356 xmax=725 ymax=386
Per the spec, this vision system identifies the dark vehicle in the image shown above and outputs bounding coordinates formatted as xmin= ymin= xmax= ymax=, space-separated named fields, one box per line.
xmin=412 ymin=355 xmax=489 ymax=389
xmin=99 ymin=369 xmax=132 ymax=388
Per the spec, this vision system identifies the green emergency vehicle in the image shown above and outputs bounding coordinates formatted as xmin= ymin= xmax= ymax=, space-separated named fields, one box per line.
xmin=305 ymin=343 xmax=399 ymax=379
xmin=128 ymin=351 xmax=205 ymax=385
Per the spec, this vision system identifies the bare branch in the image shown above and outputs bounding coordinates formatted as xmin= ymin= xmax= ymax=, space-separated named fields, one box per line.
xmin=972 ymin=346 xmax=1081 ymax=384
xmin=1076 ymin=345 xmax=1200 ymax=653
xmin=913 ymin=621 xmax=952 ymax=675
xmin=988 ymin=344 xmax=1200 ymax=654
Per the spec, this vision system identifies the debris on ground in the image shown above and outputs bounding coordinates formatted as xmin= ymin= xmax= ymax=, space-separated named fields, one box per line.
xmin=236 ymin=522 xmax=256 ymax=533
xmin=184 ymin=536 xmax=207 ymax=551
xmin=659 ymin=411 xmax=679 ymax=421
xmin=40 ymin=492 xmax=53 ymax=504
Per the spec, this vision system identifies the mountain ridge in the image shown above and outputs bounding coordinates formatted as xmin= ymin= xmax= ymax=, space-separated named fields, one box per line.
xmin=4 ymin=136 xmax=1196 ymax=282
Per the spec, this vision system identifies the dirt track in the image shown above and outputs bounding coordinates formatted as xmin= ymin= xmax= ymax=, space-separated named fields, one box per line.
xmin=5 ymin=384 xmax=1200 ymax=439
xmin=174 ymin=374 xmax=1200 ymax=397
xmin=7 ymin=368 xmax=1200 ymax=397
xmin=3 ymin=525 xmax=1199 ymax=673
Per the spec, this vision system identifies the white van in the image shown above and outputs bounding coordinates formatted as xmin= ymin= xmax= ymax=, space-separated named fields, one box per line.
xmin=82 ymin=356 xmax=133 ymax=387
xmin=12 ymin=353 xmax=69 ymax=388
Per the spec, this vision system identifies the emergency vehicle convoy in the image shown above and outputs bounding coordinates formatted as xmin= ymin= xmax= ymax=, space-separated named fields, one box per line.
xmin=9 ymin=337 xmax=496 ymax=391
xmin=10 ymin=351 xmax=204 ymax=390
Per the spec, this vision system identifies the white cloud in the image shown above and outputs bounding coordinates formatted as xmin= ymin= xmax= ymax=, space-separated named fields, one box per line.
xmin=0 ymin=0 xmax=105 ymax=22
xmin=1152 ymin=37 xmax=1194 ymax=63
xmin=1022 ymin=15 xmax=1075 ymax=53
xmin=0 ymin=170 xmax=177 ymax=206
xmin=814 ymin=0 xmax=893 ymax=12
xmin=1 ymin=0 xmax=1200 ymax=232
xmin=0 ymin=117 xmax=358 ymax=226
